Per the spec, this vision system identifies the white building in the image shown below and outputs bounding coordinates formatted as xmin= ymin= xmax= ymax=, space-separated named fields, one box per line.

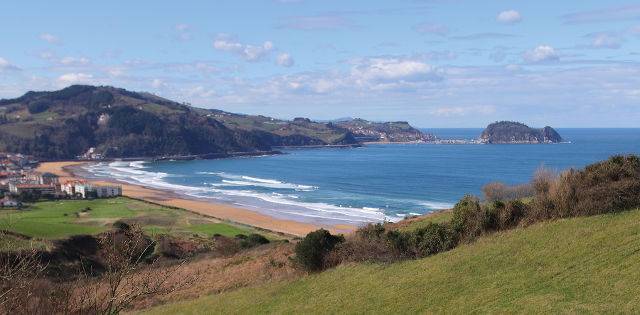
xmin=95 ymin=185 xmax=122 ymax=198
xmin=61 ymin=180 xmax=87 ymax=197
xmin=72 ymin=183 xmax=122 ymax=199
xmin=74 ymin=184 xmax=94 ymax=199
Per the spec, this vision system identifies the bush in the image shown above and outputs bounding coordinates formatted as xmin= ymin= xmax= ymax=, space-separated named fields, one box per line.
xmin=482 ymin=181 xmax=534 ymax=202
xmin=294 ymin=229 xmax=344 ymax=272
xmin=239 ymin=233 xmax=270 ymax=248
xmin=498 ymin=200 xmax=527 ymax=229
xmin=112 ymin=220 xmax=131 ymax=231
xmin=407 ymin=222 xmax=456 ymax=257
xmin=450 ymin=195 xmax=484 ymax=242
xmin=158 ymin=236 xmax=201 ymax=259
xmin=327 ymin=224 xmax=404 ymax=265
xmin=531 ymin=155 xmax=640 ymax=221
xmin=569 ymin=155 xmax=640 ymax=215
xmin=212 ymin=235 xmax=242 ymax=256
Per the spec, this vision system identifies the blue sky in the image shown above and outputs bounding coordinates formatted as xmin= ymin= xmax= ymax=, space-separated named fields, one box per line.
xmin=1 ymin=0 xmax=639 ymax=127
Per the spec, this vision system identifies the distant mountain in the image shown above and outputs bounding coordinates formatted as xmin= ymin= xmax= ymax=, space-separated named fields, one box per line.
xmin=0 ymin=85 xmax=429 ymax=159
xmin=479 ymin=121 xmax=562 ymax=144
xmin=334 ymin=118 xmax=436 ymax=142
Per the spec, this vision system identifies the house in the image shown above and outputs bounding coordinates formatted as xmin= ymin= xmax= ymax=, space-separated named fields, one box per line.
xmin=0 ymin=196 xmax=21 ymax=208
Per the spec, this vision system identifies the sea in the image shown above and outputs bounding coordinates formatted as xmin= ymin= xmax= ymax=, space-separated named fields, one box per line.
xmin=81 ymin=129 xmax=640 ymax=226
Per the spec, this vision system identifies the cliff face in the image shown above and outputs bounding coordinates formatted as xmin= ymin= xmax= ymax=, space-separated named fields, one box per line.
xmin=479 ymin=121 xmax=562 ymax=144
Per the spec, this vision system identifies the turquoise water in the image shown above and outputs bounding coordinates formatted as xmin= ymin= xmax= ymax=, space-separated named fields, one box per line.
xmin=84 ymin=129 xmax=640 ymax=226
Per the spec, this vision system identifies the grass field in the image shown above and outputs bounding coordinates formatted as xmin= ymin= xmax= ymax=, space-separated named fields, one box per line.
xmin=145 ymin=208 xmax=640 ymax=314
xmin=0 ymin=197 xmax=258 ymax=241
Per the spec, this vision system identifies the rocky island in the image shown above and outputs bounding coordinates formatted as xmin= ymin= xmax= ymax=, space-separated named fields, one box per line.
xmin=479 ymin=121 xmax=562 ymax=144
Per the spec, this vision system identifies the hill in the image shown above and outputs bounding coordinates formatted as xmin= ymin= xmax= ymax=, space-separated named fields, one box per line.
xmin=144 ymin=208 xmax=640 ymax=314
xmin=479 ymin=121 xmax=562 ymax=144
xmin=0 ymin=86 xmax=428 ymax=159
xmin=334 ymin=118 xmax=435 ymax=142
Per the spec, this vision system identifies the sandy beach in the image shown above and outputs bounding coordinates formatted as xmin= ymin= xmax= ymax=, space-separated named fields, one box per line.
xmin=36 ymin=161 xmax=356 ymax=236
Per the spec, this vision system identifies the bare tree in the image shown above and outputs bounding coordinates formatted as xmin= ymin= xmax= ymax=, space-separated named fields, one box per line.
xmin=1 ymin=221 xmax=197 ymax=315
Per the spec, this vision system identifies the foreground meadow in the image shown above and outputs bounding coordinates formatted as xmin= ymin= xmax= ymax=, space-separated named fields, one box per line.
xmin=145 ymin=207 xmax=640 ymax=314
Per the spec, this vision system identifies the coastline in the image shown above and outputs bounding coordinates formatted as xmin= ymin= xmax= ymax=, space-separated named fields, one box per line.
xmin=36 ymin=161 xmax=356 ymax=237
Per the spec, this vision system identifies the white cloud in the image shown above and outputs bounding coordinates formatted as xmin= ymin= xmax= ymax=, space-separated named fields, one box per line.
xmin=40 ymin=33 xmax=60 ymax=44
xmin=213 ymin=35 xmax=274 ymax=61
xmin=174 ymin=24 xmax=192 ymax=41
xmin=350 ymin=58 xmax=440 ymax=83
xmin=588 ymin=32 xmax=622 ymax=49
xmin=57 ymin=73 xmax=93 ymax=84
xmin=0 ymin=57 xmax=19 ymax=71
xmin=175 ymin=24 xmax=189 ymax=32
xmin=59 ymin=56 xmax=91 ymax=66
xmin=276 ymin=53 xmax=295 ymax=67
xmin=497 ymin=10 xmax=522 ymax=24
xmin=151 ymin=78 xmax=166 ymax=88
xmin=413 ymin=23 xmax=449 ymax=35
xmin=562 ymin=5 xmax=640 ymax=24
xmin=523 ymin=45 xmax=559 ymax=63
xmin=279 ymin=15 xmax=353 ymax=30
xmin=431 ymin=105 xmax=496 ymax=117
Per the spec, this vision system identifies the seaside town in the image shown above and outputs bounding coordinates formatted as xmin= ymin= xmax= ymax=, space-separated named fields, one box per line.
xmin=0 ymin=152 xmax=121 ymax=208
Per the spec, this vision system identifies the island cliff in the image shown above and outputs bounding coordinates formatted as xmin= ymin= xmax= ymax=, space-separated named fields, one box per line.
xmin=479 ymin=121 xmax=562 ymax=144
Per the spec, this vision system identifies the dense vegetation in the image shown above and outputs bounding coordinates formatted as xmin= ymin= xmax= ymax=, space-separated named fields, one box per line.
xmin=480 ymin=121 xmax=562 ymax=143
xmin=295 ymin=154 xmax=640 ymax=270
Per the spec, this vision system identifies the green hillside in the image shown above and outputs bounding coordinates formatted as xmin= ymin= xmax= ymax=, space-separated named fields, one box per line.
xmin=145 ymin=208 xmax=640 ymax=314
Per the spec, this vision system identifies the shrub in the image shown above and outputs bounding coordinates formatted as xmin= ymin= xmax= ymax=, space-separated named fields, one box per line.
xmin=158 ymin=236 xmax=200 ymax=259
xmin=294 ymin=229 xmax=344 ymax=272
xmin=240 ymin=233 xmax=270 ymax=248
xmin=407 ymin=222 xmax=456 ymax=257
xmin=498 ymin=200 xmax=527 ymax=229
xmin=327 ymin=224 xmax=404 ymax=265
xmin=570 ymin=155 xmax=640 ymax=215
xmin=530 ymin=155 xmax=640 ymax=221
xmin=450 ymin=195 xmax=484 ymax=242
xmin=112 ymin=220 xmax=131 ymax=231
xmin=482 ymin=181 xmax=534 ymax=202
xmin=212 ymin=235 xmax=242 ymax=256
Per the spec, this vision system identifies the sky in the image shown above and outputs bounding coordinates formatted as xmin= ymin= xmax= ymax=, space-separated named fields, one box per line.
xmin=1 ymin=1 xmax=640 ymax=127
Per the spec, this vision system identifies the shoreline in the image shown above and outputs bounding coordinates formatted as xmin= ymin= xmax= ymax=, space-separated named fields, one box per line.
xmin=36 ymin=161 xmax=356 ymax=237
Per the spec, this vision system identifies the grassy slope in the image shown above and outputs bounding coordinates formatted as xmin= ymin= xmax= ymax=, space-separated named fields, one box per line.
xmin=0 ymin=197 xmax=252 ymax=239
xmin=146 ymin=209 xmax=640 ymax=314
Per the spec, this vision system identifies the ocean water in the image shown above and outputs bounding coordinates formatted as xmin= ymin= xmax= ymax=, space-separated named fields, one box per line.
xmin=83 ymin=129 xmax=640 ymax=226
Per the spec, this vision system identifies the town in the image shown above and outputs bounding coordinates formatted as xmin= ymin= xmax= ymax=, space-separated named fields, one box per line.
xmin=0 ymin=153 xmax=121 ymax=208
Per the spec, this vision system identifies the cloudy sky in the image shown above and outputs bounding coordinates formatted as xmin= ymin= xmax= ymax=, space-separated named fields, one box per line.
xmin=1 ymin=0 xmax=640 ymax=127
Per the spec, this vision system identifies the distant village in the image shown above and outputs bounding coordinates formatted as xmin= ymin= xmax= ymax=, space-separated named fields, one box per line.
xmin=0 ymin=153 xmax=121 ymax=208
